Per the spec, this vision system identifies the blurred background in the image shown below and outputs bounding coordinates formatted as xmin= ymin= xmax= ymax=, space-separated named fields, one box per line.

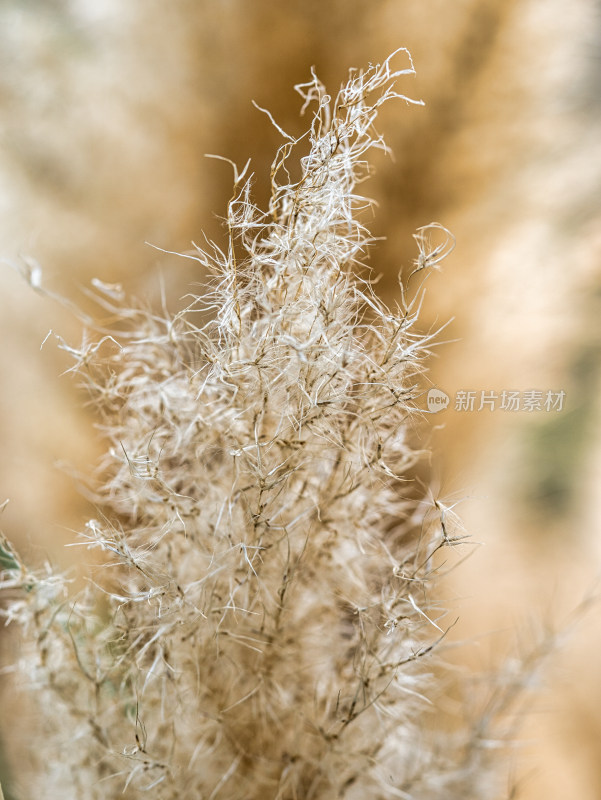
xmin=1 ymin=0 xmax=601 ymax=796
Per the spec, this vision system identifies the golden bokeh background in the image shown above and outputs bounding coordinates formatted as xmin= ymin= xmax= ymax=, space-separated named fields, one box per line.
xmin=1 ymin=1 xmax=601 ymax=797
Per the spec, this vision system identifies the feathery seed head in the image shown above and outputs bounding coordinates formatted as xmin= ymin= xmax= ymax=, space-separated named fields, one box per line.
xmin=0 ymin=51 xmax=513 ymax=800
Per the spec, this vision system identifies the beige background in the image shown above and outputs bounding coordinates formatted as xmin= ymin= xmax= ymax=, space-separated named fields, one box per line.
xmin=1 ymin=1 xmax=601 ymax=796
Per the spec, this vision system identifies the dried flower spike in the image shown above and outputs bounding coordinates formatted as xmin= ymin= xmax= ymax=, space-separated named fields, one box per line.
xmin=1 ymin=51 xmax=509 ymax=800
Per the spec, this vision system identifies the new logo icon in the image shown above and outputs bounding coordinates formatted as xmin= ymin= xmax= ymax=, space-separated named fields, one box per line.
xmin=427 ymin=388 xmax=450 ymax=413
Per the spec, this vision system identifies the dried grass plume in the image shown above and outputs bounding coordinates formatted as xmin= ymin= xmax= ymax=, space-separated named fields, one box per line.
xmin=1 ymin=51 xmax=516 ymax=800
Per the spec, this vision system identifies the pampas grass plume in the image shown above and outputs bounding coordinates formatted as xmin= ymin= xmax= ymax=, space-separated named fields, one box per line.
xmin=0 ymin=50 xmax=516 ymax=799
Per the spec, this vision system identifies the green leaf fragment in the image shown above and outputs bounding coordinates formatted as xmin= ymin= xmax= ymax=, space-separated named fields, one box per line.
xmin=0 ymin=539 xmax=20 ymax=574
